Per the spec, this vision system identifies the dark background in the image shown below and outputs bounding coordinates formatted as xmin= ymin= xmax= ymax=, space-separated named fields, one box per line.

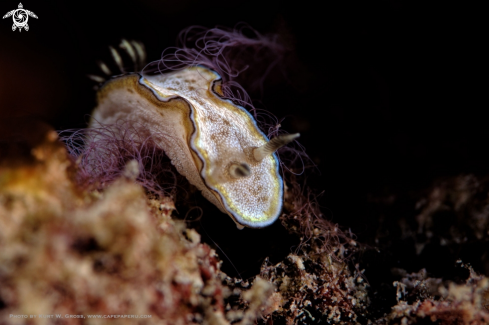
xmin=1 ymin=0 xmax=487 ymax=282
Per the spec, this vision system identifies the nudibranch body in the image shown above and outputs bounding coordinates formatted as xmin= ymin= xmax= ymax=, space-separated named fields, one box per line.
xmin=91 ymin=66 xmax=296 ymax=229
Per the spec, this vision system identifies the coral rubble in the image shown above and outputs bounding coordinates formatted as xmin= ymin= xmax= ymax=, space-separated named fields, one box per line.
xmin=1 ymin=127 xmax=489 ymax=325
xmin=386 ymin=264 xmax=489 ymax=324
xmin=0 ymin=130 xmax=228 ymax=324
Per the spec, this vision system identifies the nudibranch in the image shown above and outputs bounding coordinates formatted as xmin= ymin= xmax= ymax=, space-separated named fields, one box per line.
xmin=90 ymin=65 xmax=297 ymax=229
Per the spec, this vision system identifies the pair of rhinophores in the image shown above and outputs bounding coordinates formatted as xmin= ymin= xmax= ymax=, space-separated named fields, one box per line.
xmin=84 ymin=31 xmax=300 ymax=229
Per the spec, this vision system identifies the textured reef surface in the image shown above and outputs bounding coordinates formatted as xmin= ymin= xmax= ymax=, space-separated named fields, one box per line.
xmin=0 ymin=126 xmax=488 ymax=324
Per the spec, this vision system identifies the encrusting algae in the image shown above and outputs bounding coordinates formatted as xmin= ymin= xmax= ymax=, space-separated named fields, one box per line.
xmin=1 ymin=126 xmax=489 ymax=325
xmin=0 ymin=128 xmax=230 ymax=324
xmin=0 ymin=120 xmax=489 ymax=325
xmin=0 ymin=122 xmax=371 ymax=324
